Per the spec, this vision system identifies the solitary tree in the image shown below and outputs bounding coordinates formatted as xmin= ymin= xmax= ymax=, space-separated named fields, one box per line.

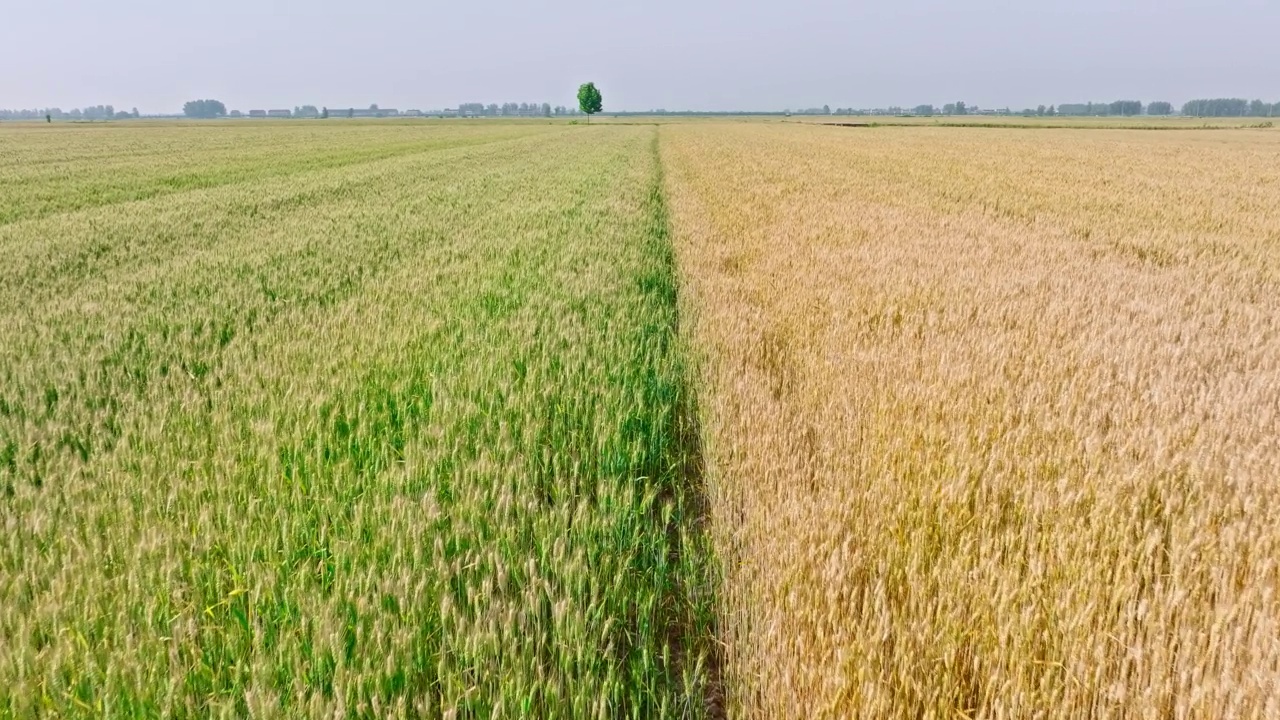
xmin=577 ymin=82 xmax=603 ymax=123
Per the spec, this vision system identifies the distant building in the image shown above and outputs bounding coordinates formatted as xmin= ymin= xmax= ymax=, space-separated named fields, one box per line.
xmin=248 ymin=110 xmax=267 ymax=118
xmin=403 ymin=109 xmax=423 ymax=117
xmin=229 ymin=110 xmax=243 ymax=118
xmin=267 ymin=109 xmax=292 ymax=118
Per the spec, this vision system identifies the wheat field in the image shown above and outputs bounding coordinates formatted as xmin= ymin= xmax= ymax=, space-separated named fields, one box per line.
xmin=0 ymin=121 xmax=716 ymax=718
xmin=3 ymin=117 xmax=1279 ymax=719
xmin=661 ymin=123 xmax=1280 ymax=718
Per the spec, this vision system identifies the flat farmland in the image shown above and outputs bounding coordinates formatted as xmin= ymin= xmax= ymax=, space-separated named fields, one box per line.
xmin=662 ymin=123 xmax=1280 ymax=718
xmin=4 ymin=117 xmax=1280 ymax=719
xmin=0 ymin=122 xmax=715 ymax=718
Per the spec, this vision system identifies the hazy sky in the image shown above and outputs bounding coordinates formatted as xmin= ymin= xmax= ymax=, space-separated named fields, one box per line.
xmin=2 ymin=0 xmax=1276 ymax=113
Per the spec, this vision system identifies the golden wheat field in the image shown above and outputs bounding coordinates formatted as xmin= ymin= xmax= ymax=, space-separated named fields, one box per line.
xmin=661 ymin=123 xmax=1280 ymax=718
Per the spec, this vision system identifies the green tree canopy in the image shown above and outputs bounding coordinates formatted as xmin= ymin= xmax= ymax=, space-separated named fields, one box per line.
xmin=183 ymin=99 xmax=227 ymax=119
xmin=1108 ymin=100 xmax=1143 ymax=116
xmin=577 ymin=82 xmax=603 ymax=123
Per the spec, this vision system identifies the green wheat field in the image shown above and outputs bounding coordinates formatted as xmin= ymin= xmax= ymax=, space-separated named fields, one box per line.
xmin=0 ymin=121 xmax=716 ymax=718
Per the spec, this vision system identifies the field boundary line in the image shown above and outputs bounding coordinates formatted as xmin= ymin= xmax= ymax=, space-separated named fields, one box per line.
xmin=649 ymin=125 xmax=728 ymax=720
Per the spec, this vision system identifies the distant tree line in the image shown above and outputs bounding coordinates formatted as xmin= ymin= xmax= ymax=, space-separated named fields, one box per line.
xmin=633 ymin=110 xmax=794 ymax=116
xmin=1011 ymin=101 xmax=1147 ymax=117
xmin=828 ymin=98 xmax=1278 ymax=118
xmin=831 ymin=106 xmax=908 ymax=115
xmin=1054 ymin=101 xmax=1141 ymax=116
xmin=1051 ymin=99 xmax=1277 ymax=117
xmin=1110 ymin=100 xmax=1143 ymax=116
xmin=807 ymin=102 xmax=1174 ymax=118
xmin=11 ymin=94 xmax=1280 ymax=123
xmin=1182 ymin=98 xmax=1279 ymax=117
xmin=457 ymin=102 xmax=556 ymax=117
xmin=1 ymin=105 xmax=137 ymax=120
